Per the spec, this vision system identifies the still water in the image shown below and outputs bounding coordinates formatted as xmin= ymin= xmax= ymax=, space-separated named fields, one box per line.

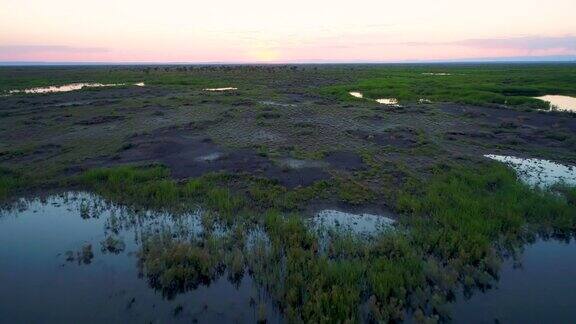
xmin=1 ymin=192 xmax=575 ymax=322
xmin=451 ymin=239 xmax=576 ymax=323
xmin=485 ymin=154 xmax=576 ymax=188
xmin=534 ymin=95 xmax=576 ymax=113
xmin=7 ymin=82 xmax=145 ymax=95
xmin=0 ymin=192 xmax=278 ymax=323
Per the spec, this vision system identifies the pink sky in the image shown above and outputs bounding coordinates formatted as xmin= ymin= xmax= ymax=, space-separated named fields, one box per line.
xmin=1 ymin=0 xmax=575 ymax=63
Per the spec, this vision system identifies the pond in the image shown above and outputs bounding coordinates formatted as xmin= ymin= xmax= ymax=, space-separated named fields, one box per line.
xmin=0 ymin=192 xmax=279 ymax=323
xmin=450 ymin=239 xmax=576 ymax=323
xmin=349 ymin=91 xmax=400 ymax=106
xmin=311 ymin=209 xmax=395 ymax=237
xmin=534 ymin=95 xmax=576 ymax=113
xmin=6 ymin=82 xmax=145 ymax=95
xmin=485 ymin=154 xmax=576 ymax=188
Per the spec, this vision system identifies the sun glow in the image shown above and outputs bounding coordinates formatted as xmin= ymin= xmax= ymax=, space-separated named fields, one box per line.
xmin=0 ymin=0 xmax=575 ymax=62
xmin=250 ymin=48 xmax=280 ymax=62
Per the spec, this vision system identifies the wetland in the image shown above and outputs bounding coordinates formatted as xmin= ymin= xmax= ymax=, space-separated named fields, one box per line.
xmin=1 ymin=64 xmax=576 ymax=323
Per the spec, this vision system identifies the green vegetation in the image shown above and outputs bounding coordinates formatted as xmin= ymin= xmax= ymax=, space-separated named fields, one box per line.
xmin=0 ymin=167 xmax=28 ymax=200
xmin=95 ymin=162 xmax=576 ymax=322
xmin=1 ymin=64 xmax=576 ymax=322
xmin=322 ymin=64 xmax=576 ymax=108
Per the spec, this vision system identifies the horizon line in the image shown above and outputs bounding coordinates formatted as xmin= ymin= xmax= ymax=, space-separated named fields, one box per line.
xmin=1 ymin=55 xmax=575 ymax=66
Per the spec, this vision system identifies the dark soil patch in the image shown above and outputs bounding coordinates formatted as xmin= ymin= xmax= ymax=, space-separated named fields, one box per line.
xmin=440 ymin=103 xmax=576 ymax=132
xmin=348 ymin=127 xmax=419 ymax=148
xmin=76 ymin=115 xmax=126 ymax=125
xmin=441 ymin=104 xmax=576 ymax=153
xmin=324 ymin=151 xmax=366 ymax=171
xmin=102 ymin=126 xmax=330 ymax=188
xmin=1 ymin=144 xmax=63 ymax=163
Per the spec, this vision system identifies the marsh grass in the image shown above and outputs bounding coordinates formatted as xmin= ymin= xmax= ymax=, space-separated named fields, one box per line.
xmin=0 ymin=167 xmax=28 ymax=201
xmin=29 ymin=161 xmax=576 ymax=322
xmin=321 ymin=64 xmax=576 ymax=108
xmin=398 ymin=163 xmax=576 ymax=262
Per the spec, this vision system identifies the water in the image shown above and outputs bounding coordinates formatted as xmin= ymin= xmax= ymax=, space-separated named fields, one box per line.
xmin=451 ymin=239 xmax=576 ymax=323
xmin=375 ymin=98 xmax=401 ymax=106
xmin=203 ymin=87 xmax=238 ymax=91
xmin=311 ymin=209 xmax=395 ymax=237
xmin=534 ymin=95 xmax=576 ymax=113
xmin=349 ymin=91 xmax=364 ymax=98
xmin=6 ymin=82 xmax=145 ymax=95
xmin=0 ymin=192 xmax=278 ymax=323
xmin=277 ymin=158 xmax=326 ymax=169
xmin=259 ymin=101 xmax=296 ymax=107
xmin=195 ymin=152 xmax=225 ymax=162
xmin=349 ymin=91 xmax=401 ymax=106
xmin=3 ymin=192 xmax=575 ymax=322
xmin=485 ymin=154 xmax=576 ymax=188
xmin=422 ymin=72 xmax=451 ymax=76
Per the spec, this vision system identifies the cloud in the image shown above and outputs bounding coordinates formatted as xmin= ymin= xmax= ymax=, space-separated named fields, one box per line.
xmin=406 ymin=35 xmax=576 ymax=52
xmin=452 ymin=35 xmax=576 ymax=51
xmin=0 ymin=45 xmax=109 ymax=54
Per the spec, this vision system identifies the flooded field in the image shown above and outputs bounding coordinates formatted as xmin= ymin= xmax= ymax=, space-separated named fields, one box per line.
xmin=1 ymin=64 xmax=575 ymax=322
xmin=2 ymin=191 xmax=575 ymax=323
xmin=311 ymin=209 xmax=395 ymax=237
xmin=0 ymin=193 xmax=280 ymax=323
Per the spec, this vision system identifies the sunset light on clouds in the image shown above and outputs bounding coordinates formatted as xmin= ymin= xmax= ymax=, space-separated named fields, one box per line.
xmin=1 ymin=0 xmax=575 ymax=63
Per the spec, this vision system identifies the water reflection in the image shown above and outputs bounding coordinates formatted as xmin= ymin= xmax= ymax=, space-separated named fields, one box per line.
xmin=349 ymin=91 xmax=401 ymax=106
xmin=485 ymin=154 xmax=576 ymax=188
xmin=451 ymin=239 xmax=576 ymax=323
xmin=7 ymin=82 xmax=145 ymax=95
xmin=203 ymin=87 xmax=238 ymax=91
xmin=349 ymin=91 xmax=363 ymax=98
xmin=311 ymin=209 xmax=395 ymax=237
xmin=375 ymin=98 xmax=401 ymax=106
xmin=534 ymin=95 xmax=576 ymax=113
xmin=0 ymin=192 xmax=278 ymax=323
xmin=422 ymin=72 xmax=451 ymax=76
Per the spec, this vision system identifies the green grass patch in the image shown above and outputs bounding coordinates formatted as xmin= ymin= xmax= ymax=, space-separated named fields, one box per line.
xmin=321 ymin=64 xmax=576 ymax=108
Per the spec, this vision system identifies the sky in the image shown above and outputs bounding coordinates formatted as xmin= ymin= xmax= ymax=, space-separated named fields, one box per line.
xmin=0 ymin=0 xmax=575 ymax=63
